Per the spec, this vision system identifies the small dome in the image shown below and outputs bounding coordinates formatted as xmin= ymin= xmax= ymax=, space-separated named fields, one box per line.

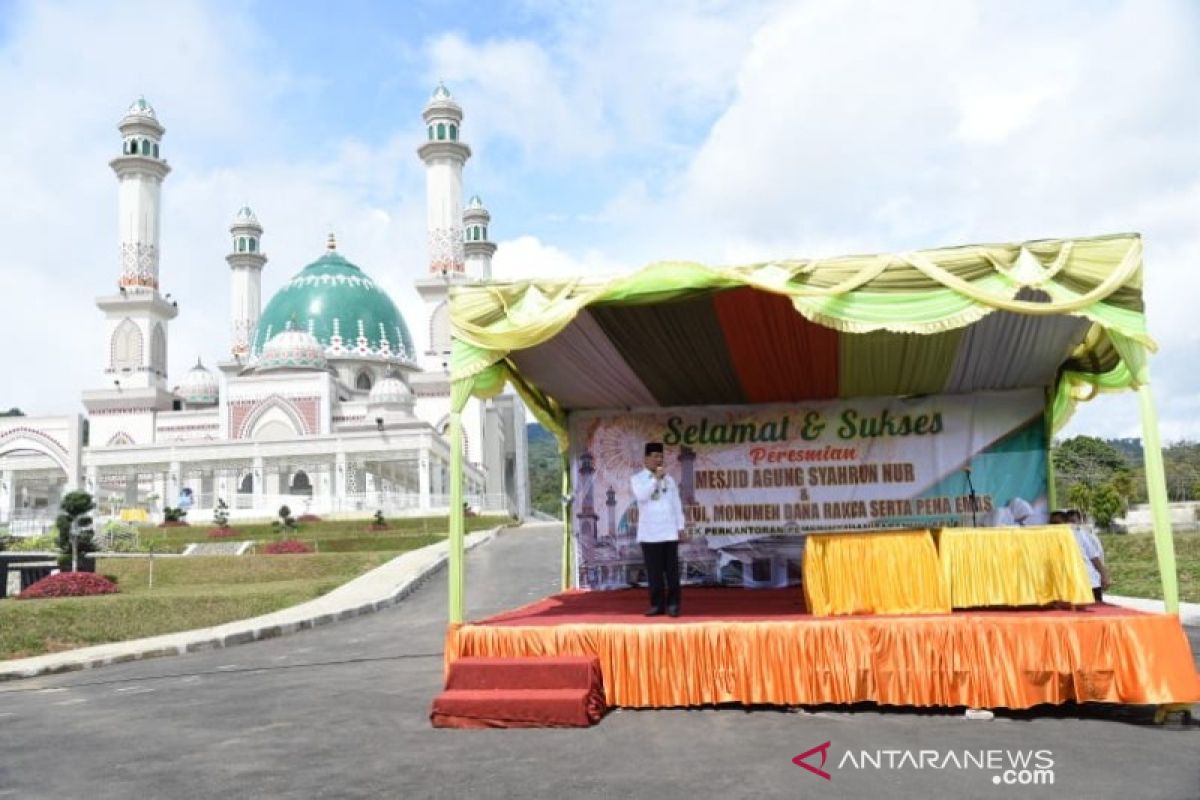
xmin=425 ymin=82 xmax=461 ymax=113
xmin=369 ymin=374 xmax=413 ymax=407
xmin=125 ymin=96 xmax=157 ymax=120
xmin=179 ymin=359 xmax=219 ymax=405
xmin=233 ymin=206 xmax=259 ymax=225
xmin=466 ymin=195 xmax=484 ymax=209
xmin=257 ymin=326 xmax=327 ymax=371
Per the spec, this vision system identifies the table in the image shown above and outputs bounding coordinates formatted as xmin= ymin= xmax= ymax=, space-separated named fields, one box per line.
xmin=936 ymin=525 xmax=1093 ymax=608
xmin=803 ymin=529 xmax=950 ymax=616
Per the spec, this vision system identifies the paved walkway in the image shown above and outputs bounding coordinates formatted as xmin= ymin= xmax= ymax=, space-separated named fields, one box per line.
xmin=0 ymin=528 xmax=498 ymax=681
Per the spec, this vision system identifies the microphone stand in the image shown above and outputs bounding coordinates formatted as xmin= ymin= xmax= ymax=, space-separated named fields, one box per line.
xmin=964 ymin=468 xmax=978 ymax=527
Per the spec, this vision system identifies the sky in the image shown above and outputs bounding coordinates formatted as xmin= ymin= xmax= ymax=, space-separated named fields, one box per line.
xmin=1 ymin=0 xmax=1198 ymax=441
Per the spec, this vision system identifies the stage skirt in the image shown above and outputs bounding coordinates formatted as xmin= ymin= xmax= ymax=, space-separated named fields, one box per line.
xmin=446 ymin=605 xmax=1200 ymax=709
xmin=803 ymin=529 xmax=950 ymax=616
xmin=937 ymin=526 xmax=1093 ymax=608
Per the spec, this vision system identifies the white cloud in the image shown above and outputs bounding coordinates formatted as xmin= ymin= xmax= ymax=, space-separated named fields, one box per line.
xmin=2 ymin=0 xmax=1198 ymax=443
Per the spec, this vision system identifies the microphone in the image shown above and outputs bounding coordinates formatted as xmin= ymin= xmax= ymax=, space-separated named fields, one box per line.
xmin=963 ymin=464 xmax=978 ymax=526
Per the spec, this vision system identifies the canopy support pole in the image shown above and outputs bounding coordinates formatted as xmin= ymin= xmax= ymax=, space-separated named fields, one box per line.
xmin=1044 ymin=389 xmax=1058 ymax=511
xmin=560 ymin=451 xmax=573 ymax=591
xmin=1136 ymin=383 xmax=1179 ymax=614
xmin=448 ymin=410 xmax=465 ymax=624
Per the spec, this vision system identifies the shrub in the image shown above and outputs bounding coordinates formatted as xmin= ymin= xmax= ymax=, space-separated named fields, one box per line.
xmin=297 ymin=514 xmax=322 ymax=524
xmin=370 ymin=509 xmax=387 ymax=530
xmin=55 ymin=490 xmax=96 ymax=570
xmin=213 ymin=498 xmax=230 ymax=529
xmin=8 ymin=532 xmax=57 ymax=552
xmin=272 ymin=505 xmax=297 ymax=533
xmin=18 ymin=572 xmax=120 ymax=600
xmin=263 ymin=539 xmax=313 ymax=555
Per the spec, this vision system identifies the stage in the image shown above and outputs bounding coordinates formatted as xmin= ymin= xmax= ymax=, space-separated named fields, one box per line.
xmin=445 ymin=587 xmax=1200 ymax=710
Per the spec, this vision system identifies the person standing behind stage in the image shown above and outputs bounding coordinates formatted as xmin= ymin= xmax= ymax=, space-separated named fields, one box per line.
xmin=631 ymin=442 xmax=686 ymax=617
xmin=1068 ymin=509 xmax=1110 ymax=603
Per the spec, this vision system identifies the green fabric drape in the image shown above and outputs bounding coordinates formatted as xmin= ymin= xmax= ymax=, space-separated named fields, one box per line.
xmin=450 ymin=234 xmax=1152 ymax=387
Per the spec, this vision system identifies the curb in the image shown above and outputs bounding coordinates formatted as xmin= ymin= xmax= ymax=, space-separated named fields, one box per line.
xmin=1105 ymin=594 xmax=1200 ymax=627
xmin=0 ymin=527 xmax=501 ymax=682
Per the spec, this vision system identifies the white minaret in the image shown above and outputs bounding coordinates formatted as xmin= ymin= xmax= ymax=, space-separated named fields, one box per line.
xmin=83 ymin=98 xmax=179 ymax=420
xmin=113 ymin=97 xmax=170 ymax=292
xmin=226 ymin=206 xmax=267 ymax=359
xmin=415 ymin=83 xmax=473 ymax=370
xmin=463 ymin=195 xmax=496 ymax=280
xmin=419 ymin=83 xmax=470 ymax=276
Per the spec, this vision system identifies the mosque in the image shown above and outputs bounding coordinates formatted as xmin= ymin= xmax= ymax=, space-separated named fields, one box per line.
xmin=0 ymin=87 xmax=530 ymax=528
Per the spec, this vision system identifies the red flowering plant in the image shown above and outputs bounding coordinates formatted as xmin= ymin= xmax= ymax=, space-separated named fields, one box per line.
xmin=263 ymin=539 xmax=314 ymax=555
xmin=18 ymin=572 xmax=120 ymax=600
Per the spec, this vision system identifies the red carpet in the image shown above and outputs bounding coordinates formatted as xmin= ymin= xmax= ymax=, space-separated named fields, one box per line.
xmin=431 ymin=655 xmax=607 ymax=728
xmin=445 ymin=588 xmax=1200 ymax=710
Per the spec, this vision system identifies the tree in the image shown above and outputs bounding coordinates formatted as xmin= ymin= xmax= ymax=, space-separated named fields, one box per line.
xmin=1091 ymin=483 xmax=1123 ymax=530
xmin=0 ymin=407 xmax=23 ymax=417
xmin=1065 ymin=483 xmax=1092 ymax=515
xmin=213 ymin=498 xmax=230 ymax=529
xmin=55 ymin=491 xmax=96 ymax=571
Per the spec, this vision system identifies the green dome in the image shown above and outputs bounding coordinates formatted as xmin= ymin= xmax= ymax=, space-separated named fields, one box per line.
xmin=251 ymin=250 xmax=414 ymax=363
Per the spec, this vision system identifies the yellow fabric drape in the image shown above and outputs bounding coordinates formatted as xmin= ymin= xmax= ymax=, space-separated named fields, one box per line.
xmin=803 ymin=530 xmax=950 ymax=616
xmin=445 ymin=612 xmax=1200 ymax=709
xmin=937 ymin=526 xmax=1093 ymax=608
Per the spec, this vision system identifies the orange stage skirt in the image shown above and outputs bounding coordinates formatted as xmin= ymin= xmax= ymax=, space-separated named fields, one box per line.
xmin=445 ymin=588 xmax=1200 ymax=710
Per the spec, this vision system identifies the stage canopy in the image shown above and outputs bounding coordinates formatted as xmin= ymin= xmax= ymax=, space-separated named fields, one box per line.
xmin=443 ymin=232 xmax=1179 ymax=621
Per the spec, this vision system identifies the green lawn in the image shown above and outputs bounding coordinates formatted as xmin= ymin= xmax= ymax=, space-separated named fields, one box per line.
xmin=134 ymin=513 xmax=507 ymax=554
xmin=1101 ymin=531 xmax=1200 ymax=603
xmin=1 ymin=514 xmax=509 ymax=661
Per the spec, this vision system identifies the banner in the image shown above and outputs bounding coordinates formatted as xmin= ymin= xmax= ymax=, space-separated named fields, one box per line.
xmin=569 ymin=388 xmax=1047 ymax=590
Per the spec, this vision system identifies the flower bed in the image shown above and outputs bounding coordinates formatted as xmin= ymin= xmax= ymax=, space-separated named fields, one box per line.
xmin=157 ymin=520 xmax=191 ymax=528
xmin=366 ymin=524 xmax=390 ymax=532
xmin=207 ymin=527 xmax=239 ymax=539
xmin=297 ymin=514 xmax=323 ymax=524
xmin=18 ymin=572 xmax=120 ymax=600
xmin=263 ymin=539 xmax=314 ymax=555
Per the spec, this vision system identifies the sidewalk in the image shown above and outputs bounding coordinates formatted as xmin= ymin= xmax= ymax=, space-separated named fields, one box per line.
xmin=1106 ymin=594 xmax=1200 ymax=627
xmin=0 ymin=527 xmax=499 ymax=682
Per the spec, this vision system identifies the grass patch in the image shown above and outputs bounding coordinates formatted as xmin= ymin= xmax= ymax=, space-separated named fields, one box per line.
xmin=0 ymin=550 xmax=402 ymax=661
xmin=1100 ymin=531 xmax=1200 ymax=602
xmin=133 ymin=513 xmax=506 ymax=553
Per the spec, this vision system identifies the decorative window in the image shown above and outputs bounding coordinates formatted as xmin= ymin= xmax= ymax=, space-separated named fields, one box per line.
xmin=248 ymin=238 xmax=257 ymax=253
xmin=436 ymin=122 xmax=446 ymax=140
xmin=428 ymin=125 xmax=434 ymax=140
xmin=356 ymin=371 xmax=373 ymax=391
xmin=239 ymin=474 xmax=254 ymax=494
xmin=152 ymin=143 xmax=159 ymax=158
xmin=237 ymin=237 xmax=246 ymax=252
xmin=140 ymin=139 xmax=150 ymax=155
xmin=150 ymin=323 xmax=166 ymax=374
xmin=110 ymin=318 xmax=142 ymax=371
xmin=290 ymin=470 xmax=313 ymax=496
xmin=449 ymin=124 xmax=457 ymax=141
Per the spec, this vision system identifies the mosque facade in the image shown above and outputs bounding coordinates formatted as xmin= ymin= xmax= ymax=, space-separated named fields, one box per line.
xmin=0 ymin=88 xmax=529 ymax=529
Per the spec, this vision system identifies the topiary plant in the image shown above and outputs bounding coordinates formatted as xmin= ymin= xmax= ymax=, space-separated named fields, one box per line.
xmin=55 ymin=490 xmax=96 ymax=571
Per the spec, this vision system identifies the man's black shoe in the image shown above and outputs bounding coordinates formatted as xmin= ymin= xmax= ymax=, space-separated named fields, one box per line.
xmin=667 ymin=605 xmax=680 ymax=617
xmin=644 ymin=607 xmax=665 ymax=617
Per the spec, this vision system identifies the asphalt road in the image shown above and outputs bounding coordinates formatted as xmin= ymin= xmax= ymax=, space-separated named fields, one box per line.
xmin=1 ymin=524 xmax=1197 ymax=800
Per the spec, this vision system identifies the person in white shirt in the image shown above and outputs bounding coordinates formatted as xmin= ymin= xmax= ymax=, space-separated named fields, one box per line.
xmin=631 ymin=442 xmax=686 ymax=617
xmin=1067 ymin=509 xmax=1110 ymax=603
